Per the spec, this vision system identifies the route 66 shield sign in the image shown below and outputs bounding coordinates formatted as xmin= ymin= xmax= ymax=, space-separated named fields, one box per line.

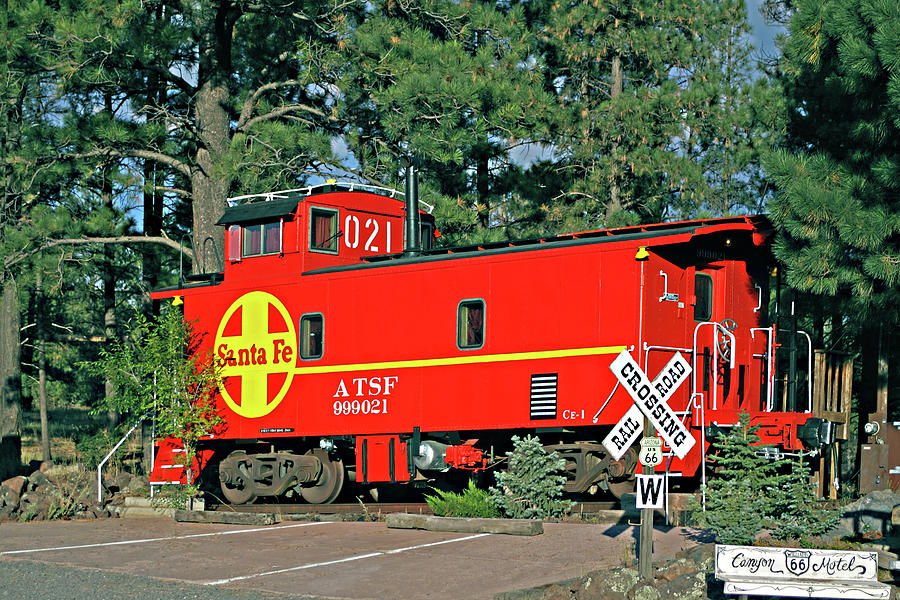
xmin=784 ymin=549 xmax=811 ymax=577
xmin=638 ymin=437 xmax=663 ymax=467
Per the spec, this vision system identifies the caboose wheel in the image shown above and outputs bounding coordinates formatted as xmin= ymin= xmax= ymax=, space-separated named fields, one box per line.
xmin=300 ymin=448 xmax=344 ymax=504
xmin=218 ymin=451 xmax=258 ymax=505
xmin=605 ymin=446 xmax=638 ymax=500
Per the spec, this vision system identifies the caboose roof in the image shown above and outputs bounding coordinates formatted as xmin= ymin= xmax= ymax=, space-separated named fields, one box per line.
xmin=216 ymin=197 xmax=300 ymax=225
xmin=216 ymin=182 xmax=433 ymax=227
xmin=304 ymin=215 xmax=770 ymax=276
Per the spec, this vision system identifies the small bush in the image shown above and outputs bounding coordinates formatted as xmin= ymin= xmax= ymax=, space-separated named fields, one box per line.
xmin=425 ymin=479 xmax=500 ymax=518
xmin=695 ymin=412 xmax=840 ymax=544
xmin=75 ymin=430 xmax=121 ymax=471
xmin=489 ymin=435 xmax=573 ymax=519
xmin=769 ymin=452 xmax=840 ymax=540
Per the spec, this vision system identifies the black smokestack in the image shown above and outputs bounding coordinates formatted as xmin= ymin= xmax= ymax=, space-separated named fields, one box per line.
xmin=404 ymin=162 xmax=421 ymax=256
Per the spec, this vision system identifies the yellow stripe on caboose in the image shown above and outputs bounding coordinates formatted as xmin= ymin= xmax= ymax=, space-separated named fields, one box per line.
xmin=291 ymin=345 xmax=626 ymax=375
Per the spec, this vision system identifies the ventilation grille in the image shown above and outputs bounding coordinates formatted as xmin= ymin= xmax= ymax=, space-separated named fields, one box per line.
xmin=530 ymin=373 xmax=558 ymax=420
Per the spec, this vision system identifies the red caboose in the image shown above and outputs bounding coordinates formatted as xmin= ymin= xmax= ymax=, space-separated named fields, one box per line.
xmin=151 ymin=182 xmax=834 ymax=504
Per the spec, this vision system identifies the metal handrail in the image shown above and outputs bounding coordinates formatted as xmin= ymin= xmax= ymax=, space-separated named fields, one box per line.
xmin=96 ymin=414 xmax=148 ymax=503
xmin=751 ymin=327 xmax=775 ymax=411
xmin=226 ymin=181 xmax=436 ymax=214
xmin=692 ymin=321 xmax=736 ymax=411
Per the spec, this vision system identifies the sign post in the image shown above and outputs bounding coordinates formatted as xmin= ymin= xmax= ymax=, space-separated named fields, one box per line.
xmin=639 ymin=422 xmax=656 ymax=580
xmin=602 ymin=349 xmax=695 ymax=581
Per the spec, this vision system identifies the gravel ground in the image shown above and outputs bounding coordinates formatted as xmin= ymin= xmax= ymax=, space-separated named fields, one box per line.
xmin=0 ymin=559 xmax=320 ymax=600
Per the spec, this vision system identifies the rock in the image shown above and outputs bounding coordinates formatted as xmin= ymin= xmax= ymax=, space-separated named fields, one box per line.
xmin=28 ymin=470 xmax=51 ymax=489
xmin=629 ymin=582 xmax=660 ymax=600
xmin=604 ymin=567 xmax=641 ymax=596
xmin=125 ymin=476 xmax=149 ymax=493
xmin=38 ymin=461 xmax=54 ymax=473
xmin=675 ymin=543 xmax=715 ymax=569
xmin=0 ymin=488 xmax=17 ymax=511
xmin=1 ymin=475 xmax=27 ymax=500
xmin=574 ymin=573 xmax=629 ymax=600
xmin=655 ymin=572 xmax=707 ymax=599
xmin=654 ymin=558 xmax=698 ymax=583
xmin=826 ymin=489 xmax=900 ymax=539
xmin=18 ymin=492 xmax=51 ymax=520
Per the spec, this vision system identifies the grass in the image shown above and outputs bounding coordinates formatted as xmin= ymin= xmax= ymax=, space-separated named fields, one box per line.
xmin=20 ymin=407 xmax=145 ymax=476
xmin=20 ymin=407 xmax=105 ymax=464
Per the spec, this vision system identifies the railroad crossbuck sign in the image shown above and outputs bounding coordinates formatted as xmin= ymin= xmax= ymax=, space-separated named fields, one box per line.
xmin=602 ymin=350 xmax=696 ymax=460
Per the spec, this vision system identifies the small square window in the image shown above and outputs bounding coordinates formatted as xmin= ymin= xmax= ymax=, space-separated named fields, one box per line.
xmin=243 ymin=223 xmax=262 ymax=256
xmin=263 ymin=222 xmax=281 ymax=254
xmin=458 ymin=299 xmax=485 ymax=350
xmin=300 ymin=314 xmax=324 ymax=359
xmin=241 ymin=221 xmax=281 ymax=258
xmin=694 ymin=273 xmax=713 ymax=322
xmin=310 ymin=207 xmax=339 ymax=253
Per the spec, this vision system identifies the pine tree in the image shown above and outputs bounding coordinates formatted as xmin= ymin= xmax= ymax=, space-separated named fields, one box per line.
xmin=767 ymin=0 xmax=900 ymax=323
xmin=489 ymin=435 xmax=572 ymax=519
xmin=26 ymin=0 xmax=364 ymax=274
xmin=699 ymin=412 xmax=839 ymax=544
xmin=341 ymin=0 xmax=555 ymax=245
xmin=521 ymin=0 xmax=774 ymax=230
xmin=700 ymin=413 xmax=785 ymax=544
xmin=770 ymin=452 xmax=840 ymax=540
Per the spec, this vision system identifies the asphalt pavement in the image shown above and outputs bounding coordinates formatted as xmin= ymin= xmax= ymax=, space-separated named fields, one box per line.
xmin=0 ymin=517 xmax=705 ymax=599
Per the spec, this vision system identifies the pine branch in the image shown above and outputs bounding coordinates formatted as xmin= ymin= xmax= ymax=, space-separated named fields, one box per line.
xmin=69 ymin=147 xmax=193 ymax=179
xmin=5 ymin=235 xmax=192 ymax=270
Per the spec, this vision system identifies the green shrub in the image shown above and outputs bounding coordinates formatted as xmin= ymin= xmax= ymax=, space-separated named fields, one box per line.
xmin=695 ymin=412 xmax=840 ymax=544
xmin=769 ymin=451 xmax=840 ymax=540
xmin=489 ymin=435 xmax=573 ymax=519
xmin=75 ymin=430 xmax=121 ymax=471
xmin=425 ymin=479 xmax=500 ymax=518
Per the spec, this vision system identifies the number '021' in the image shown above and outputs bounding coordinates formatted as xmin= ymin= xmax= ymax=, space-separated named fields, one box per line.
xmin=333 ymin=398 xmax=388 ymax=416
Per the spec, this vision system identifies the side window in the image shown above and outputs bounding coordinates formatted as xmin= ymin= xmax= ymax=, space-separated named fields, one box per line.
xmin=300 ymin=313 xmax=324 ymax=359
xmin=457 ymin=299 xmax=485 ymax=350
xmin=227 ymin=225 xmax=241 ymax=262
xmin=694 ymin=273 xmax=713 ymax=322
xmin=263 ymin=222 xmax=281 ymax=254
xmin=241 ymin=221 xmax=282 ymax=258
xmin=243 ymin=223 xmax=262 ymax=256
xmin=420 ymin=222 xmax=434 ymax=251
xmin=310 ymin=207 xmax=338 ymax=253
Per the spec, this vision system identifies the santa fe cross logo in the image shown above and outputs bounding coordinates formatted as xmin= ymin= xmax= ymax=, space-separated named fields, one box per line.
xmin=215 ymin=291 xmax=298 ymax=418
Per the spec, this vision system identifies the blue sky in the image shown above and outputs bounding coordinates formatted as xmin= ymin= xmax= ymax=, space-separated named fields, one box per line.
xmin=747 ymin=0 xmax=785 ymax=61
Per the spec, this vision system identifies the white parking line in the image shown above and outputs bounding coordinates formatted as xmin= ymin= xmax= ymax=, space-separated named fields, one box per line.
xmin=203 ymin=532 xmax=492 ymax=586
xmin=0 ymin=521 xmax=332 ymax=556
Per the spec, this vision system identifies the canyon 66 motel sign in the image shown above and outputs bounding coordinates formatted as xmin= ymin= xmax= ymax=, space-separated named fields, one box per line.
xmin=602 ymin=349 xmax=695 ymax=508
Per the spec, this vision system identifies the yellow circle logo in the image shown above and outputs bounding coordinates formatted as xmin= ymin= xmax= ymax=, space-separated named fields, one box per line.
xmin=215 ymin=291 xmax=297 ymax=418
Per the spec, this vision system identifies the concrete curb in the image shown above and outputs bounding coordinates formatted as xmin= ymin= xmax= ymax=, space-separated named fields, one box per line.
xmin=173 ymin=510 xmax=276 ymax=525
xmin=385 ymin=513 xmax=543 ymax=536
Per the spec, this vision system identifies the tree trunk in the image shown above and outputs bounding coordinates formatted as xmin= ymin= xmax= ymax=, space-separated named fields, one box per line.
xmin=0 ymin=274 xmax=22 ymax=479
xmin=191 ymin=2 xmax=237 ymax=276
xmin=35 ymin=266 xmax=50 ymax=462
xmin=101 ymin=111 xmax=119 ymax=430
xmin=607 ymin=54 xmax=624 ymax=220
xmin=142 ymin=62 xmax=164 ymax=316
xmin=476 ymin=142 xmax=490 ymax=229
